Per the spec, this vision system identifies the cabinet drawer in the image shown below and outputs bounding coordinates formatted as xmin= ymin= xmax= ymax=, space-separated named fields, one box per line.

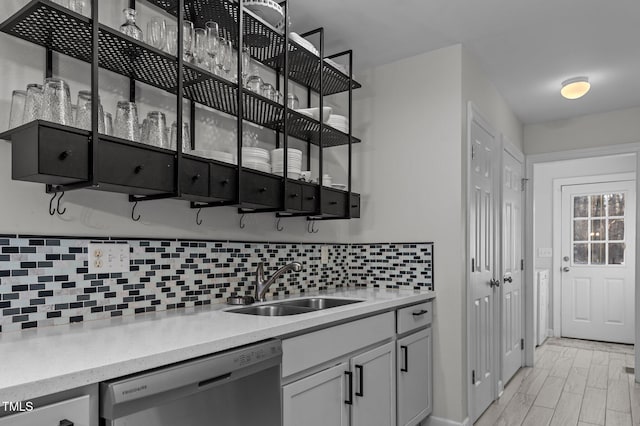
xmin=99 ymin=141 xmax=174 ymax=192
xmin=350 ymin=193 xmax=361 ymax=218
xmin=282 ymin=311 xmax=394 ymax=377
xmin=301 ymin=185 xmax=319 ymax=212
xmin=0 ymin=395 xmax=90 ymax=426
xmin=285 ymin=182 xmax=302 ymax=211
xmin=240 ymin=171 xmax=282 ymax=208
xmin=180 ymin=158 xmax=209 ymax=200
xmin=11 ymin=122 xmax=88 ymax=185
xmin=321 ymin=188 xmax=347 ymax=216
xmin=397 ymin=301 xmax=432 ymax=334
xmin=210 ymin=163 xmax=236 ymax=200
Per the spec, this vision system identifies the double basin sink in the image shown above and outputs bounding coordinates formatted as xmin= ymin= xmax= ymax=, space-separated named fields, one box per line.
xmin=227 ymin=297 xmax=363 ymax=316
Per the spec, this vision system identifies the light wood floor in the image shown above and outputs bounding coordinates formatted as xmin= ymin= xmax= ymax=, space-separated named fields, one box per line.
xmin=475 ymin=337 xmax=638 ymax=426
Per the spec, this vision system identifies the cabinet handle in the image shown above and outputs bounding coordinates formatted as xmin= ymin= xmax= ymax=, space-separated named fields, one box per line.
xmin=329 ymin=201 xmax=338 ymax=205
xmin=290 ymin=193 xmax=298 ymax=198
xmin=134 ymin=165 xmax=144 ymax=174
xmin=412 ymin=309 xmax=428 ymax=316
xmin=344 ymin=371 xmax=353 ymax=405
xmin=192 ymin=173 xmax=201 ymax=182
xmin=351 ymin=204 xmax=358 ymax=208
xmin=259 ymin=187 xmax=268 ymax=193
xmin=58 ymin=150 xmax=72 ymax=160
xmin=306 ymin=196 xmax=316 ymax=201
xmin=355 ymin=364 xmax=364 ymax=397
xmin=221 ymin=178 xmax=229 ymax=185
xmin=401 ymin=345 xmax=409 ymax=372
xmin=59 ymin=420 xmax=74 ymax=426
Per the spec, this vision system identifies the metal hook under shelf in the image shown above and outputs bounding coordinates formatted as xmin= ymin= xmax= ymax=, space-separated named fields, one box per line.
xmin=276 ymin=217 xmax=284 ymax=232
xmin=56 ymin=191 xmax=66 ymax=215
xmin=307 ymin=219 xmax=319 ymax=234
xmin=196 ymin=208 xmax=203 ymax=226
xmin=131 ymin=201 xmax=141 ymax=222
xmin=49 ymin=192 xmax=57 ymax=216
xmin=239 ymin=213 xmax=246 ymax=229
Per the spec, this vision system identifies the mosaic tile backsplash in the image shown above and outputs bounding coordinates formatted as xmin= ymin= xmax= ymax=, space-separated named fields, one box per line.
xmin=0 ymin=237 xmax=433 ymax=332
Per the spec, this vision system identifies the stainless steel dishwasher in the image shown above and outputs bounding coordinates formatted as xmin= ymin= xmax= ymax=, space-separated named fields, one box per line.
xmin=100 ymin=340 xmax=282 ymax=426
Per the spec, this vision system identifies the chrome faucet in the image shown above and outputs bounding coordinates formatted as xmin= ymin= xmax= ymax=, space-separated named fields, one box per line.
xmin=255 ymin=261 xmax=302 ymax=302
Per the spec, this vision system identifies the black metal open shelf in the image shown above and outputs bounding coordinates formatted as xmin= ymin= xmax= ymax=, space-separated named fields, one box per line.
xmin=144 ymin=0 xmax=361 ymax=95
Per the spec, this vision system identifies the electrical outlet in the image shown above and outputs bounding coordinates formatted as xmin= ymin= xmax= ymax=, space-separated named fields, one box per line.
xmin=538 ymin=248 xmax=553 ymax=258
xmin=88 ymin=243 xmax=130 ymax=274
xmin=321 ymin=245 xmax=329 ymax=265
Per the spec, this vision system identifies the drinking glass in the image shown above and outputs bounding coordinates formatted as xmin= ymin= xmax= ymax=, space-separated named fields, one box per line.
xmin=75 ymin=90 xmax=105 ymax=133
xmin=287 ymin=93 xmax=299 ymax=109
xmin=71 ymin=105 xmax=78 ymax=126
xmin=165 ymin=25 xmax=178 ymax=55
xmin=194 ymin=28 xmax=208 ymax=68
xmin=246 ymin=75 xmax=263 ymax=93
xmin=23 ymin=84 xmax=43 ymax=124
xmin=145 ymin=111 xmax=168 ymax=148
xmin=241 ymin=46 xmax=251 ymax=85
xmin=182 ymin=21 xmax=194 ymax=62
xmin=140 ymin=118 xmax=149 ymax=144
xmin=147 ymin=17 xmax=166 ymax=50
xmin=69 ymin=0 xmax=86 ymax=15
xmin=114 ymin=101 xmax=140 ymax=142
xmin=9 ymin=90 xmax=26 ymax=129
xmin=170 ymin=121 xmax=191 ymax=151
xmin=216 ymin=37 xmax=229 ymax=77
xmin=120 ymin=8 xmax=143 ymax=41
xmin=42 ymin=78 xmax=73 ymax=125
xmin=205 ymin=21 xmax=219 ymax=73
xmin=104 ymin=112 xmax=113 ymax=136
xmin=261 ymin=83 xmax=275 ymax=101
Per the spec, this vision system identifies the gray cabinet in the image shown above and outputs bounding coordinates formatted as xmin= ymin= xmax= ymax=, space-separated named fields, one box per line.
xmin=397 ymin=328 xmax=433 ymax=426
xmin=0 ymin=395 xmax=90 ymax=426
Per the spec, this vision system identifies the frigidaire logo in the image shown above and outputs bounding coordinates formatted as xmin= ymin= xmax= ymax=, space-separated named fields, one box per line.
xmin=122 ymin=385 xmax=147 ymax=395
xmin=2 ymin=401 xmax=34 ymax=412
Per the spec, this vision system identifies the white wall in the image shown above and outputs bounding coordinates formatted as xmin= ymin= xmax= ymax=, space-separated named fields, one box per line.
xmin=352 ymin=45 xmax=465 ymax=423
xmin=524 ymin=106 xmax=640 ymax=155
xmin=0 ymin=0 xmax=352 ymax=242
xmin=532 ymin=154 xmax=637 ymax=333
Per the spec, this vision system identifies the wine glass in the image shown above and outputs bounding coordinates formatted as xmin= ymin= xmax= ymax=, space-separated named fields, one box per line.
xmin=182 ymin=20 xmax=194 ymax=62
xmin=205 ymin=21 xmax=219 ymax=74
xmin=241 ymin=46 xmax=251 ymax=86
xmin=216 ymin=37 xmax=229 ymax=77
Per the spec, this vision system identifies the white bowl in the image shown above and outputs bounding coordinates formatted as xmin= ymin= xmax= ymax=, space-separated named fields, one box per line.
xmin=294 ymin=107 xmax=332 ymax=123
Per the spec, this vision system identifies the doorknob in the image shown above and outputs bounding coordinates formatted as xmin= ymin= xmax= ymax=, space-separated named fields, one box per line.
xmin=489 ymin=279 xmax=500 ymax=288
xmin=562 ymin=267 xmax=570 ymax=272
xmin=503 ymin=276 xmax=513 ymax=283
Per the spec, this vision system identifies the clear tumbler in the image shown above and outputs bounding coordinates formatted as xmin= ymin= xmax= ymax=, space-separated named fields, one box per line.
xmin=114 ymin=101 xmax=140 ymax=142
xmin=41 ymin=78 xmax=73 ymax=126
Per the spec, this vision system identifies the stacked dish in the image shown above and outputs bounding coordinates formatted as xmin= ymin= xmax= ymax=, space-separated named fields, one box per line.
xmin=242 ymin=147 xmax=270 ymax=173
xmin=290 ymin=32 xmax=319 ymax=55
xmin=271 ymin=148 xmax=302 ymax=179
xmin=327 ymin=114 xmax=348 ymax=132
xmin=295 ymin=107 xmax=332 ymax=123
xmin=210 ymin=150 xmax=236 ymax=165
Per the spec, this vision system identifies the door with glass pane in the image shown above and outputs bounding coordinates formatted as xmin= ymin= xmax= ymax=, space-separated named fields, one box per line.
xmin=560 ymin=181 xmax=636 ymax=343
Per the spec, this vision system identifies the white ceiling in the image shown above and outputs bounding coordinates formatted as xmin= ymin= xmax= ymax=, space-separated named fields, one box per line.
xmin=289 ymin=0 xmax=640 ymax=124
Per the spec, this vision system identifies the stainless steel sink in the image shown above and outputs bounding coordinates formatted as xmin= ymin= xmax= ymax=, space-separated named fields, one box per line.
xmin=227 ymin=297 xmax=363 ymax=316
xmin=229 ymin=304 xmax=316 ymax=316
xmin=279 ymin=297 xmax=363 ymax=310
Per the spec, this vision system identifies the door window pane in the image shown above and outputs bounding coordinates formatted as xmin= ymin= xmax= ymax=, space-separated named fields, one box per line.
xmin=608 ymin=193 xmax=625 ymax=216
xmin=609 ymin=243 xmax=625 ymax=265
xmin=608 ymin=219 xmax=624 ymax=241
xmin=573 ymin=220 xmax=588 ymax=241
xmin=573 ymin=196 xmax=589 ymax=217
xmin=591 ymin=195 xmax=604 ymax=217
xmin=591 ymin=243 xmax=606 ymax=264
xmin=590 ymin=219 xmax=605 ymax=241
xmin=573 ymin=243 xmax=588 ymax=264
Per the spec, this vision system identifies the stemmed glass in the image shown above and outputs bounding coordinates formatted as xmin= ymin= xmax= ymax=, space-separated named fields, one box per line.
xmin=194 ymin=28 xmax=208 ymax=69
xmin=216 ymin=37 xmax=229 ymax=77
xmin=182 ymin=20 xmax=194 ymax=62
xmin=147 ymin=17 xmax=166 ymax=50
xmin=223 ymin=39 xmax=235 ymax=81
xmin=205 ymin=21 xmax=220 ymax=74
xmin=241 ymin=46 xmax=251 ymax=86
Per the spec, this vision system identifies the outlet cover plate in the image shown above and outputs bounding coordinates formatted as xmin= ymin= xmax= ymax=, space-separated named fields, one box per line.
xmin=88 ymin=243 xmax=130 ymax=274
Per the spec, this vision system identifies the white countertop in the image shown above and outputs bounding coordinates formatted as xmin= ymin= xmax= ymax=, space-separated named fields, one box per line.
xmin=0 ymin=287 xmax=435 ymax=402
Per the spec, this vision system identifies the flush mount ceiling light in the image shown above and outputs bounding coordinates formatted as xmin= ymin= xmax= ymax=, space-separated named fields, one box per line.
xmin=561 ymin=76 xmax=591 ymax=100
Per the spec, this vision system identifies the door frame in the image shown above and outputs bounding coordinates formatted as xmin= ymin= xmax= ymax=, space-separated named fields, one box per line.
xmin=552 ymin=173 xmax=635 ymax=338
xmin=525 ymin=142 xmax=640 ymax=378
xmin=466 ymin=102 xmax=501 ymax=422
xmin=500 ymin=135 xmax=526 ymax=389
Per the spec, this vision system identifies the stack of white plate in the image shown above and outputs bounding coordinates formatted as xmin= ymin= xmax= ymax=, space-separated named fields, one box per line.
xmin=242 ymin=147 xmax=270 ymax=173
xmin=210 ymin=150 xmax=236 ymax=165
xmin=271 ymin=148 xmax=302 ymax=179
xmin=290 ymin=32 xmax=319 ymax=55
xmin=327 ymin=114 xmax=348 ymax=132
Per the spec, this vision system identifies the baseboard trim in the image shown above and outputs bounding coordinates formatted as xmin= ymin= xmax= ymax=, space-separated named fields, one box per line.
xmin=424 ymin=415 xmax=471 ymax=426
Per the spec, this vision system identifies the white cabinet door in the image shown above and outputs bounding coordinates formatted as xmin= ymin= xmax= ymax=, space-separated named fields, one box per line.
xmin=282 ymin=362 xmax=349 ymax=426
xmin=350 ymin=342 xmax=396 ymax=426
xmin=397 ymin=328 xmax=432 ymax=426
xmin=0 ymin=395 xmax=90 ymax=426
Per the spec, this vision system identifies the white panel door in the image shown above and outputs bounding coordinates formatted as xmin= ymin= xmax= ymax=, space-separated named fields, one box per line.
xmin=561 ymin=181 xmax=636 ymax=343
xmin=501 ymin=149 xmax=524 ymax=384
xmin=469 ymin=116 xmax=498 ymax=421
xmin=350 ymin=342 xmax=396 ymax=426
xmin=282 ymin=362 xmax=349 ymax=426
